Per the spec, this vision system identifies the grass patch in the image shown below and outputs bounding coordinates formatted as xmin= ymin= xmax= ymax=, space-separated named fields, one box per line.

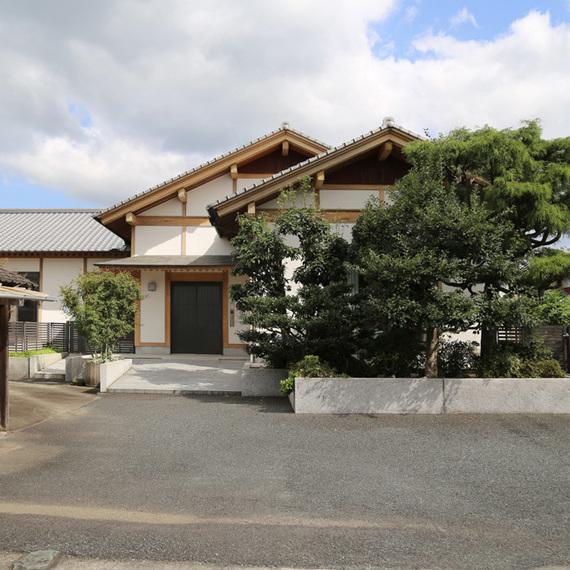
xmin=9 ymin=346 xmax=62 ymax=358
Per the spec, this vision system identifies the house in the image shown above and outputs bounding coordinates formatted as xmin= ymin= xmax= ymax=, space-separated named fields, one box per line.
xmin=0 ymin=119 xmax=420 ymax=355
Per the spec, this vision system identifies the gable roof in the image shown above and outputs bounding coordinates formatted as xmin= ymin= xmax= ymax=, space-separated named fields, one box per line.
xmin=207 ymin=119 xmax=423 ymax=235
xmin=97 ymin=124 xmax=329 ymax=240
xmin=0 ymin=209 xmax=128 ymax=254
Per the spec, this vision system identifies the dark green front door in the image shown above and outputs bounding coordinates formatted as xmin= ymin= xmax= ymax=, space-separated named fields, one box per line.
xmin=171 ymin=282 xmax=223 ymax=354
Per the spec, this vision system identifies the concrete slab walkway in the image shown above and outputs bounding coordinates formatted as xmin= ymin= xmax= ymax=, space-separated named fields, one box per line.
xmin=107 ymin=355 xmax=248 ymax=395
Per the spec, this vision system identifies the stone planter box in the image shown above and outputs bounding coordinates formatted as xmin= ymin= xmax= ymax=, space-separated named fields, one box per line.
xmin=84 ymin=359 xmax=132 ymax=392
xmin=290 ymin=376 xmax=570 ymax=414
xmin=8 ymin=352 xmax=66 ymax=380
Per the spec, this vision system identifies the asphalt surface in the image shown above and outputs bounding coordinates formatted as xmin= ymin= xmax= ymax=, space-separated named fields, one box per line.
xmin=0 ymin=391 xmax=569 ymax=569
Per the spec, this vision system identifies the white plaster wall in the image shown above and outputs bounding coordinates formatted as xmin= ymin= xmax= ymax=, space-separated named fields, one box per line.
xmin=320 ymin=189 xmax=379 ymax=210
xmin=3 ymin=258 xmax=40 ymax=273
xmin=228 ymin=273 xmax=249 ymax=344
xmin=187 ymin=174 xmax=234 ymax=215
xmin=42 ymin=258 xmax=84 ymax=322
xmin=331 ymin=222 xmax=355 ymax=243
xmin=186 ymin=227 xmax=233 ymax=256
xmin=139 ymin=271 xmax=166 ymax=344
xmin=258 ymin=192 xmax=317 ymax=210
xmin=135 ymin=226 xmax=182 ymax=255
xmin=141 ymin=198 xmax=183 ymax=216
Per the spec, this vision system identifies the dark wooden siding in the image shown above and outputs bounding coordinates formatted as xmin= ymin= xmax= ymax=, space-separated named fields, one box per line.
xmin=325 ymin=154 xmax=410 ymax=186
xmin=239 ymin=149 xmax=311 ymax=175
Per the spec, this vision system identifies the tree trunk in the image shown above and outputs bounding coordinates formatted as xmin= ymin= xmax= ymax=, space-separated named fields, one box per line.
xmin=425 ymin=327 xmax=439 ymax=378
xmin=480 ymin=324 xmax=497 ymax=361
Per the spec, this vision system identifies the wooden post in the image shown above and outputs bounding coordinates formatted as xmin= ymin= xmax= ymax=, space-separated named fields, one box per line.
xmin=0 ymin=302 xmax=9 ymax=431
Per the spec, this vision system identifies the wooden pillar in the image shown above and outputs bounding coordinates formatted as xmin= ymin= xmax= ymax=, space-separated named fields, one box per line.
xmin=0 ymin=301 xmax=9 ymax=431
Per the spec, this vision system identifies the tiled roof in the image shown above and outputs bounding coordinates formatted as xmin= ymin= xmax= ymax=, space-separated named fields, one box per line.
xmin=207 ymin=119 xmax=423 ymax=211
xmin=0 ymin=209 xmax=127 ymax=253
xmin=0 ymin=267 xmax=35 ymax=288
xmin=99 ymin=124 xmax=330 ymax=216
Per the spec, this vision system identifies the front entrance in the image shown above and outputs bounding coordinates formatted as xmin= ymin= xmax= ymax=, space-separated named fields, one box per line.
xmin=170 ymin=282 xmax=223 ymax=354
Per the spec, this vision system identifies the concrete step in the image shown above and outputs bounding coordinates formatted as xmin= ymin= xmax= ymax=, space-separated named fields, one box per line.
xmin=32 ymin=359 xmax=67 ymax=382
xmin=33 ymin=371 xmax=66 ymax=381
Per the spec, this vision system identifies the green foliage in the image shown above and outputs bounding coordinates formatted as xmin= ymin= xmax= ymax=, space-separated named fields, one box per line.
xmin=352 ymin=142 xmax=527 ymax=376
xmin=437 ymin=340 xmax=479 ymax=378
xmin=404 ymin=120 xmax=570 ymax=250
xmin=352 ymin=328 xmax=424 ymax=378
xmin=9 ymin=346 xmax=61 ymax=357
xmin=354 ymin=120 xmax=570 ymax=372
xmin=479 ymin=340 xmax=564 ymax=378
xmin=280 ymin=355 xmax=347 ymax=395
xmin=533 ymin=289 xmax=570 ymax=325
xmin=60 ymin=271 xmax=142 ymax=362
xmin=231 ymin=177 xmax=357 ymax=371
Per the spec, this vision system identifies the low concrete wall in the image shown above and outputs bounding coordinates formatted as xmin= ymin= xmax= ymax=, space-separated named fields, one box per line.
xmin=99 ymin=359 xmax=132 ymax=392
xmin=293 ymin=377 xmax=444 ymax=414
xmin=444 ymin=377 xmax=570 ymax=414
xmin=65 ymin=355 xmax=91 ymax=382
xmin=8 ymin=357 xmax=29 ymax=380
xmin=241 ymin=365 xmax=287 ymax=397
xmin=8 ymin=352 xmax=64 ymax=380
xmin=292 ymin=377 xmax=570 ymax=414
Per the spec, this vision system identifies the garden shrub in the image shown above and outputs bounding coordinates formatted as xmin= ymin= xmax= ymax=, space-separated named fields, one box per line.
xmin=438 ymin=340 xmax=479 ymax=377
xmin=280 ymin=355 xmax=347 ymax=395
xmin=479 ymin=340 xmax=565 ymax=378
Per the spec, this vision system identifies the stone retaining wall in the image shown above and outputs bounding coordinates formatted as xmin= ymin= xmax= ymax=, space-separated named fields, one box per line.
xmin=291 ymin=376 xmax=570 ymax=414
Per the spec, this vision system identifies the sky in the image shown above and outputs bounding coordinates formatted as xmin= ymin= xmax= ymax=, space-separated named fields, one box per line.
xmin=1 ymin=0 xmax=569 ymax=210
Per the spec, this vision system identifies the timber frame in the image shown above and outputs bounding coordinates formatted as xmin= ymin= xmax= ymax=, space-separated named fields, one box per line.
xmin=97 ymin=127 xmax=329 ymax=242
xmin=207 ymin=124 xmax=421 ymax=237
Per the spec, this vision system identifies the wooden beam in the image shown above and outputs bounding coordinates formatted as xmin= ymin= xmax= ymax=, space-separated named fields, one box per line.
xmin=247 ymin=202 xmax=256 ymax=215
xmin=378 ymin=141 xmax=393 ymax=161
xmin=315 ymin=170 xmax=325 ymax=190
xmin=0 ymin=301 xmax=9 ymax=431
xmin=126 ymin=212 xmax=137 ymax=226
xmin=177 ymin=189 xmax=187 ymax=203
xmin=126 ymin=216 xmax=210 ymax=227
xmin=282 ymin=141 xmax=289 ymax=157
xmin=230 ymin=164 xmax=238 ymax=180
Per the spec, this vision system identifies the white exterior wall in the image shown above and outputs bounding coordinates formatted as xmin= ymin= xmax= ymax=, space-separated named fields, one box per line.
xmin=135 ymin=226 xmax=182 ymax=255
xmin=187 ymin=175 xmax=234 ymax=215
xmin=42 ymin=258 xmax=85 ymax=322
xmin=228 ymin=273 xmax=248 ymax=345
xmin=4 ymin=259 xmax=40 ymax=273
xmin=141 ymin=198 xmax=183 ymax=216
xmin=185 ymin=227 xmax=233 ymax=256
xmin=320 ymin=189 xmax=378 ymax=210
xmin=139 ymin=271 xmax=166 ymax=344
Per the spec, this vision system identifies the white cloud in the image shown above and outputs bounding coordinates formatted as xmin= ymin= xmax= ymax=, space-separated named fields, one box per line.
xmin=450 ymin=7 xmax=479 ymax=28
xmin=0 ymin=4 xmax=568 ymax=206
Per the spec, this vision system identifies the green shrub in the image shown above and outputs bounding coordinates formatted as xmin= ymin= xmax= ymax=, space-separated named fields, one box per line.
xmin=438 ymin=340 xmax=478 ymax=377
xmin=356 ymin=329 xmax=424 ymax=378
xmin=479 ymin=340 xmax=565 ymax=378
xmin=280 ymin=355 xmax=348 ymax=395
xmin=9 ymin=346 xmax=61 ymax=357
xmin=525 ymin=359 xmax=565 ymax=378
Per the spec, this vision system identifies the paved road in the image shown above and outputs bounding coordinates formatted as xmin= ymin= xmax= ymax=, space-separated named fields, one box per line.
xmin=0 ymin=393 xmax=569 ymax=569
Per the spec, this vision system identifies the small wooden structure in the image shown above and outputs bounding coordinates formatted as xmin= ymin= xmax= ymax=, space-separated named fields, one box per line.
xmin=0 ymin=268 xmax=51 ymax=430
